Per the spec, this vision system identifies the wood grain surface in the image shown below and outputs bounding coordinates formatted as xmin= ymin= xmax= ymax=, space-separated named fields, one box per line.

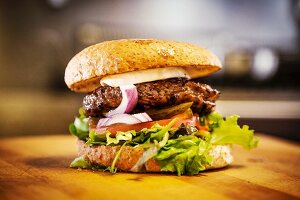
xmin=0 ymin=134 xmax=299 ymax=200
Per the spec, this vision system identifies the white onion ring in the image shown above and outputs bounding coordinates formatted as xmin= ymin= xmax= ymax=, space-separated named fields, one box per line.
xmin=96 ymin=118 xmax=110 ymax=128
xmin=105 ymin=85 xmax=138 ymax=117
xmin=96 ymin=113 xmax=152 ymax=128
xmin=105 ymin=114 xmax=141 ymax=126
xmin=132 ymin=113 xmax=152 ymax=122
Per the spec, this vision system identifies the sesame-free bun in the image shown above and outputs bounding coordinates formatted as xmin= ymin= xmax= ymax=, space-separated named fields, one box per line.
xmin=77 ymin=140 xmax=233 ymax=173
xmin=65 ymin=39 xmax=222 ymax=93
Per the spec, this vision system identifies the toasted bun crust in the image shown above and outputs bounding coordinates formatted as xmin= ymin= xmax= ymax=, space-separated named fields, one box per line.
xmin=65 ymin=39 xmax=222 ymax=93
xmin=77 ymin=140 xmax=233 ymax=173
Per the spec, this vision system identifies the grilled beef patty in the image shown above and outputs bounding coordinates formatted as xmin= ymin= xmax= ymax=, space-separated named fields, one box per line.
xmin=83 ymin=79 xmax=220 ymax=117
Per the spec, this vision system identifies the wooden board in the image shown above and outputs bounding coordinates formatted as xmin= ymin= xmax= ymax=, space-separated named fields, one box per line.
xmin=0 ymin=134 xmax=299 ymax=200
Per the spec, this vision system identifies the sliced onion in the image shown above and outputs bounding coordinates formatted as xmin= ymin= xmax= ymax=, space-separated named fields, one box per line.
xmin=105 ymin=85 xmax=138 ymax=117
xmin=104 ymin=114 xmax=141 ymax=126
xmin=96 ymin=113 xmax=152 ymax=128
xmin=132 ymin=113 xmax=152 ymax=122
xmin=96 ymin=118 xmax=110 ymax=128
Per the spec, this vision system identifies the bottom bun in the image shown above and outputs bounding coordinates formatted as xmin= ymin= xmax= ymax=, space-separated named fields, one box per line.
xmin=77 ymin=140 xmax=233 ymax=173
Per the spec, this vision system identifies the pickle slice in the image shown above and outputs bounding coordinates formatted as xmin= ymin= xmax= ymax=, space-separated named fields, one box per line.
xmin=146 ymin=102 xmax=193 ymax=120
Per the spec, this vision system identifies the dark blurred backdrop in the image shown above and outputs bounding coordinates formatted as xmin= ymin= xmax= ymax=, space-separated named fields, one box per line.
xmin=0 ymin=0 xmax=299 ymax=141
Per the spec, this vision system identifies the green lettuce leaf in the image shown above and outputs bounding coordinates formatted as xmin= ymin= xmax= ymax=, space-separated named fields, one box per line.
xmin=206 ymin=111 xmax=223 ymax=130
xmin=70 ymin=156 xmax=91 ymax=169
xmin=156 ymin=136 xmax=212 ymax=175
xmin=131 ymin=123 xmax=164 ymax=145
xmin=69 ymin=107 xmax=89 ymax=140
xmin=130 ymin=119 xmax=177 ymax=172
xmin=210 ymin=115 xmax=258 ymax=150
xmin=150 ymin=119 xmax=177 ymax=142
xmin=85 ymin=130 xmax=107 ymax=146
xmin=106 ymin=130 xmax=136 ymax=145
xmin=155 ymin=113 xmax=258 ymax=175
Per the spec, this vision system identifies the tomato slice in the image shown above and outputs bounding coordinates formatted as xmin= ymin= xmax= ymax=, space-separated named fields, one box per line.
xmin=199 ymin=125 xmax=209 ymax=131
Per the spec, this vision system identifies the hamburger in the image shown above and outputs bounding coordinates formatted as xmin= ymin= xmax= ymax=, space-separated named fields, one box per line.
xmin=65 ymin=39 xmax=258 ymax=175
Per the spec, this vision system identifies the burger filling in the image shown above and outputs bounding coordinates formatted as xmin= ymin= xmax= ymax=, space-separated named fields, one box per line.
xmin=83 ymin=79 xmax=220 ymax=117
xmin=69 ymin=78 xmax=258 ymax=175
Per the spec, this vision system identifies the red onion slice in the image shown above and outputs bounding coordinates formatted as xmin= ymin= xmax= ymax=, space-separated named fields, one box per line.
xmin=105 ymin=85 xmax=138 ymax=117
xmin=96 ymin=118 xmax=110 ymax=128
xmin=105 ymin=114 xmax=141 ymax=126
xmin=96 ymin=113 xmax=152 ymax=128
xmin=132 ymin=113 xmax=152 ymax=122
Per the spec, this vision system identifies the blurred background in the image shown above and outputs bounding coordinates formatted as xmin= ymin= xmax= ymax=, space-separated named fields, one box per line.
xmin=0 ymin=0 xmax=299 ymax=141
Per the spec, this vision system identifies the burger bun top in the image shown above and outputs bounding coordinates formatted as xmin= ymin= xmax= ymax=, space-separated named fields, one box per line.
xmin=65 ymin=39 xmax=222 ymax=93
